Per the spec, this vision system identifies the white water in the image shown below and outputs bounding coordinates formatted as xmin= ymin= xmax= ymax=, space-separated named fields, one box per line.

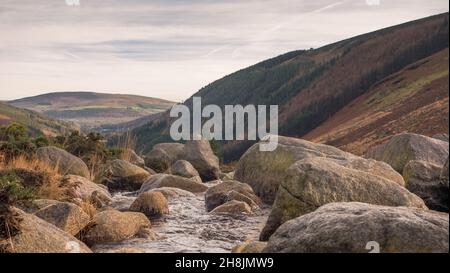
xmin=92 ymin=188 xmax=270 ymax=253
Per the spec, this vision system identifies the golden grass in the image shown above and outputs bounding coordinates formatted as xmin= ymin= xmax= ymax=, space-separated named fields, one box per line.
xmin=88 ymin=152 xmax=102 ymax=183
xmin=78 ymin=200 xmax=97 ymax=220
xmin=118 ymin=131 xmax=137 ymax=162
xmin=0 ymin=154 xmax=75 ymax=202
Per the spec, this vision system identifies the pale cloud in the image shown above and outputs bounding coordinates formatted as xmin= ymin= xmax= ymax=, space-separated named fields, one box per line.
xmin=0 ymin=0 xmax=448 ymax=102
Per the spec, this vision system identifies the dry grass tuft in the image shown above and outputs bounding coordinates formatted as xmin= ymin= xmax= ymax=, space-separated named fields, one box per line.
xmin=88 ymin=152 xmax=103 ymax=184
xmin=118 ymin=132 xmax=136 ymax=162
xmin=0 ymin=154 xmax=77 ymax=202
xmin=78 ymin=200 xmax=97 ymax=220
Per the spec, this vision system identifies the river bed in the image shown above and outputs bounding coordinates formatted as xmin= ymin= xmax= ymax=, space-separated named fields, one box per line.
xmin=92 ymin=188 xmax=270 ymax=253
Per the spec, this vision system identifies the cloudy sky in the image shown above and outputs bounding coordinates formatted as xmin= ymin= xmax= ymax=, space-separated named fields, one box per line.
xmin=0 ymin=0 xmax=448 ymax=102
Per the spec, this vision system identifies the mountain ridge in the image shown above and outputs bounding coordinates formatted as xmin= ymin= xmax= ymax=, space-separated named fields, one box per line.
xmin=9 ymin=91 xmax=175 ymax=131
xmin=121 ymin=12 xmax=448 ymax=162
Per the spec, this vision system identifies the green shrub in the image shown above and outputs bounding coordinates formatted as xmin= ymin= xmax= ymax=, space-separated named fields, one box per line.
xmin=0 ymin=123 xmax=47 ymax=161
xmin=0 ymin=173 xmax=36 ymax=207
xmin=0 ymin=173 xmax=36 ymax=240
xmin=0 ymin=123 xmax=28 ymax=142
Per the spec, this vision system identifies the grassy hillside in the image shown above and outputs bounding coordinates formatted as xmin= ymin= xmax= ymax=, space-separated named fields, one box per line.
xmin=121 ymin=13 xmax=449 ymax=162
xmin=9 ymin=92 xmax=175 ymax=131
xmin=305 ymin=48 xmax=449 ymax=155
xmin=0 ymin=102 xmax=78 ymax=137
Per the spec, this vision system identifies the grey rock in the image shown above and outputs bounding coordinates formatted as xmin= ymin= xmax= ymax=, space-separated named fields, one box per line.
xmin=264 ymin=202 xmax=448 ymax=253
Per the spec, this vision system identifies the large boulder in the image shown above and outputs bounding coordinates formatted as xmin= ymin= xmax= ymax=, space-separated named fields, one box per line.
xmin=36 ymin=146 xmax=90 ymax=179
xmin=329 ymin=157 xmax=405 ymax=187
xmin=82 ymin=210 xmax=151 ymax=246
xmin=433 ymin=133 xmax=449 ymax=142
xmin=20 ymin=199 xmax=60 ymax=214
xmin=144 ymin=148 xmax=171 ymax=173
xmin=153 ymin=143 xmax=185 ymax=161
xmin=144 ymin=143 xmax=185 ymax=172
xmin=235 ymin=136 xmax=404 ymax=204
xmin=65 ymin=175 xmax=112 ymax=206
xmin=365 ymin=133 xmax=449 ymax=173
xmin=101 ymin=160 xmax=151 ymax=192
xmin=34 ymin=201 xmax=90 ymax=236
xmin=403 ymin=160 xmax=449 ymax=212
xmin=129 ymin=192 xmax=169 ymax=218
xmin=260 ymin=157 xmax=426 ymax=241
xmin=264 ymin=202 xmax=449 ymax=253
xmin=205 ymin=180 xmax=261 ymax=212
xmin=170 ymin=160 xmax=200 ymax=179
xmin=180 ymin=140 xmax=220 ymax=181
xmin=139 ymin=174 xmax=208 ymax=194
xmin=210 ymin=200 xmax=252 ymax=215
xmin=0 ymin=208 xmax=91 ymax=253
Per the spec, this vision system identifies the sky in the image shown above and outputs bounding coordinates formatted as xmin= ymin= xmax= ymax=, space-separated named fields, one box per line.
xmin=0 ymin=0 xmax=448 ymax=102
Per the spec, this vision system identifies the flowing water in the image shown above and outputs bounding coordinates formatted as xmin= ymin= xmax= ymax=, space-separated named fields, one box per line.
xmin=92 ymin=186 xmax=270 ymax=253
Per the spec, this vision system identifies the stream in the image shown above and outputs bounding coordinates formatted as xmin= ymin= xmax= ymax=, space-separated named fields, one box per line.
xmin=92 ymin=184 xmax=270 ymax=253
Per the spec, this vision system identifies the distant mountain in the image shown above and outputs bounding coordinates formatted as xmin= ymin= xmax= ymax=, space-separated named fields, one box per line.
xmin=118 ymin=13 xmax=449 ymax=162
xmin=0 ymin=102 xmax=78 ymax=136
xmin=9 ymin=92 xmax=175 ymax=131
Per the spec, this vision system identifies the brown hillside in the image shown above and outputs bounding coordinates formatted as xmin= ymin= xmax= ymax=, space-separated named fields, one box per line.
xmin=280 ymin=13 xmax=449 ymax=129
xmin=305 ymin=48 xmax=449 ymax=155
xmin=0 ymin=102 xmax=79 ymax=136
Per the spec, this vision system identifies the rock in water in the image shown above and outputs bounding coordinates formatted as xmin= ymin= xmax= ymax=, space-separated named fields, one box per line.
xmin=82 ymin=210 xmax=151 ymax=245
xmin=148 ymin=187 xmax=195 ymax=200
xmin=0 ymin=208 xmax=91 ymax=253
xmin=260 ymin=157 xmax=426 ymax=241
xmin=205 ymin=180 xmax=261 ymax=212
xmin=129 ymin=191 xmax=169 ymax=218
xmin=210 ymin=200 xmax=252 ymax=215
xmin=181 ymin=140 xmax=220 ymax=182
xmin=365 ymin=133 xmax=449 ymax=173
xmin=36 ymin=146 xmax=90 ymax=179
xmin=226 ymin=190 xmax=260 ymax=210
xmin=170 ymin=160 xmax=200 ymax=179
xmin=235 ymin=136 xmax=405 ymax=204
xmin=139 ymin=174 xmax=208 ymax=193
xmin=403 ymin=160 xmax=449 ymax=212
xmin=264 ymin=202 xmax=449 ymax=253
xmin=101 ymin=160 xmax=151 ymax=192
xmin=34 ymin=201 xmax=91 ymax=236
